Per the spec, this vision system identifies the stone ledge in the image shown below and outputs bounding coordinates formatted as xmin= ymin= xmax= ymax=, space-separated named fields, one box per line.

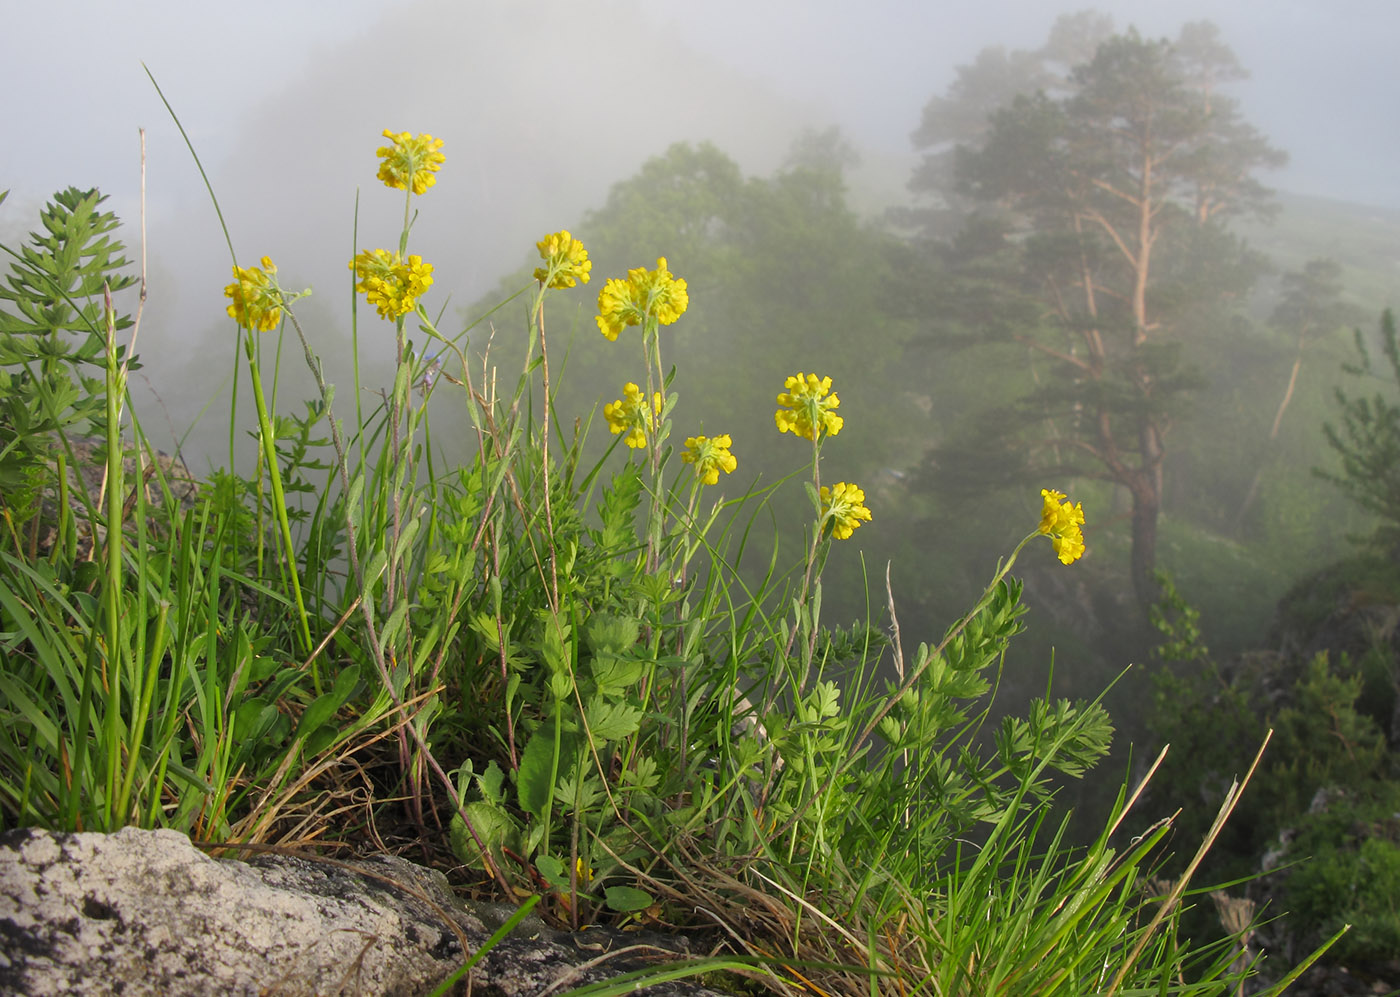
xmin=0 ymin=826 xmax=735 ymax=997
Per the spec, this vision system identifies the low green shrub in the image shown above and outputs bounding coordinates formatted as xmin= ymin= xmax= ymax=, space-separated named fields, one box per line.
xmin=1281 ymin=782 xmax=1400 ymax=967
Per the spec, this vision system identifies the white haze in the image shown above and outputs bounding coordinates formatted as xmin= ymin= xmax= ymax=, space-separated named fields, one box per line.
xmin=3 ymin=0 xmax=1399 ymax=465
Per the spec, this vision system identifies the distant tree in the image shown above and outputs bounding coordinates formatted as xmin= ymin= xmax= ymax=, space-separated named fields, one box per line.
xmin=580 ymin=140 xmax=746 ymax=267
xmin=903 ymin=10 xmax=1114 ymax=240
xmin=1266 ymin=260 xmax=1365 ymax=440
xmin=783 ymin=125 xmax=861 ymax=176
xmin=1319 ymin=309 xmax=1400 ymax=550
xmin=1234 ymin=258 xmax=1364 ymax=527
xmin=463 ymin=136 xmax=910 ymax=497
xmin=916 ymin=24 xmax=1284 ymax=606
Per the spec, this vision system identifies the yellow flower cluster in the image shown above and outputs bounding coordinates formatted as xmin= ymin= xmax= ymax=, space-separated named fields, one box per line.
xmin=775 ymin=372 xmax=844 ymax=441
xmin=596 ymin=257 xmax=689 ymax=341
xmin=603 ymin=382 xmax=663 ymax=449
xmin=375 ymin=130 xmax=445 ymax=195
xmin=223 ymin=256 xmax=282 ymax=333
xmin=1038 ymin=489 xmax=1086 ymax=564
xmin=820 ymin=482 xmax=872 ymax=540
xmin=350 ymin=249 xmax=434 ymax=320
xmin=534 ymin=230 xmax=591 ymax=289
xmin=682 ymin=434 xmax=737 ymax=485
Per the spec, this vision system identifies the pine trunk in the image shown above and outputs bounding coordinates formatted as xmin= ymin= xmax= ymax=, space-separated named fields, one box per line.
xmin=1129 ymin=479 xmax=1161 ymax=610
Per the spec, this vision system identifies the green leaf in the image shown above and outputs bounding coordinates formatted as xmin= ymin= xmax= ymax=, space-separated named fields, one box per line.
xmin=393 ymin=515 xmax=421 ymax=563
xmin=303 ymin=722 xmax=338 ymax=756
xmin=535 ymin=853 xmax=567 ymax=889
xmin=603 ymin=885 xmax=653 ymax=912
xmin=589 ymin=652 xmax=646 ymax=692
xmin=539 ymin=618 xmax=572 ymax=675
xmin=517 ymin=728 xmax=558 ymax=821
xmin=330 ymin=662 xmax=361 ymax=701
xmin=548 ymin=669 xmax=574 ymax=701
xmin=450 ymin=799 xmax=517 ymax=870
xmin=593 ymin=463 xmax=643 ymax=555
xmin=584 ymin=697 xmax=642 ymax=741
xmin=585 ymin=614 xmax=641 ymax=656
xmin=234 ymin=698 xmax=280 ymax=742
xmin=294 ymin=663 xmax=360 ymax=741
xmin=477 ymin=759 xmax=505 ymax=804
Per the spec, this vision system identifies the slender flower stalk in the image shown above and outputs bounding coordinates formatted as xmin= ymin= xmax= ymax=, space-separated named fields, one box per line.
xmin=221 ymin=256 xmax=316 ymax=675
xmin=594 ymin=256 xmax=689 ymax=572
xmin=527 ymin=229 xmax=592 ymax=619
xmin=771 ymin=488 xmax=1089 ymax=843
xmin=773 ymin=371 xmax=853 ymax=693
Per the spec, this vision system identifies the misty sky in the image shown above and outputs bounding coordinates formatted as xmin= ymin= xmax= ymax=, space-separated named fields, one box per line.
xmin=6 ymin=0 xmax=1400 ymax=214
xmin=3 ymin=0 xmax=1398 ymax=463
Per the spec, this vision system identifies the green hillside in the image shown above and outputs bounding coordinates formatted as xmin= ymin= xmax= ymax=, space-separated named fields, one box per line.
xmin=1241 ymin=190 xmax=1400 ymax=313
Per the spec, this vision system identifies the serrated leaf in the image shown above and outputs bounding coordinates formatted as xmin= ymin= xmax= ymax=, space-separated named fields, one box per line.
xmin=585 ymin=614 xmax=641 ymax=656
xmin=590 ymin=652 xmax=646 ymax=692
xmin=539 ymin=619 xmax=572 ymax=675
xmin=584 ymin=697 xmax=643 ymax=741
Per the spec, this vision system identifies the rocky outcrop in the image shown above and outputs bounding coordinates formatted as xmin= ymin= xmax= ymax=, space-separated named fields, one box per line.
xmin=0 ymin=826 xmax=733 ymax=997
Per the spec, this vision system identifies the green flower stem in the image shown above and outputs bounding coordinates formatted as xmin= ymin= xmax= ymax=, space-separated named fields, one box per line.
xmin=350 ymin=192 xmax=365 ymax=473
xmin=790 ymin=435 xmax=826 ymax=692
xmin=531 ymin=283 xmax=561 ymax=615
xmin=100 ymin=286 xmax=126 ymax=824
xmin=642 ymin=321 xmax=667 ymax=574
xmin=242 ymin=332 xmax=316 ymax=681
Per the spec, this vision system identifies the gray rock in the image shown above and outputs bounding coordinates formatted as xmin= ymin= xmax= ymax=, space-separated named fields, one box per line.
xmin=0 ymin=826 xmax=737 ymax=997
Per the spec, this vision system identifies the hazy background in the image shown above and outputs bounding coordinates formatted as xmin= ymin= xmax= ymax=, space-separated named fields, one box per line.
xmin=7 ymin=0 xmax=1400 ymax=216
xmin=6 ymin=1 xmax=1400 ymax=430
xmin=5 ymin=0 xmax=1397 ymax=636
xmin=3 ymin=0 xmax=1398 ymax=594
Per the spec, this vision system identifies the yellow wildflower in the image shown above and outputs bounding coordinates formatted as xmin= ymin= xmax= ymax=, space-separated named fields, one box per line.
xmin=595 ymin=257 xmax=688 ymax=341
xmin=820 ymin=482 xmax=872 ymax=540
xmin=603 ymin=382 xmax=663 ymax=449
xmin=375 ymin=130 xmax=445 ymax=195
xmin=775 ymin=373 xmax=843 ymax=441
xmin=682 ymin=434 xmax=737 ymax=485
xmin=534 ymin=231 xmax=592 ymax=289
xmin=1038 ymin=489 xmax=1086 ymax=564
xmin=350 ymin=248 xmax=434 ymax=320
xmin=223 ymin=256 xmax=282 ymax=333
